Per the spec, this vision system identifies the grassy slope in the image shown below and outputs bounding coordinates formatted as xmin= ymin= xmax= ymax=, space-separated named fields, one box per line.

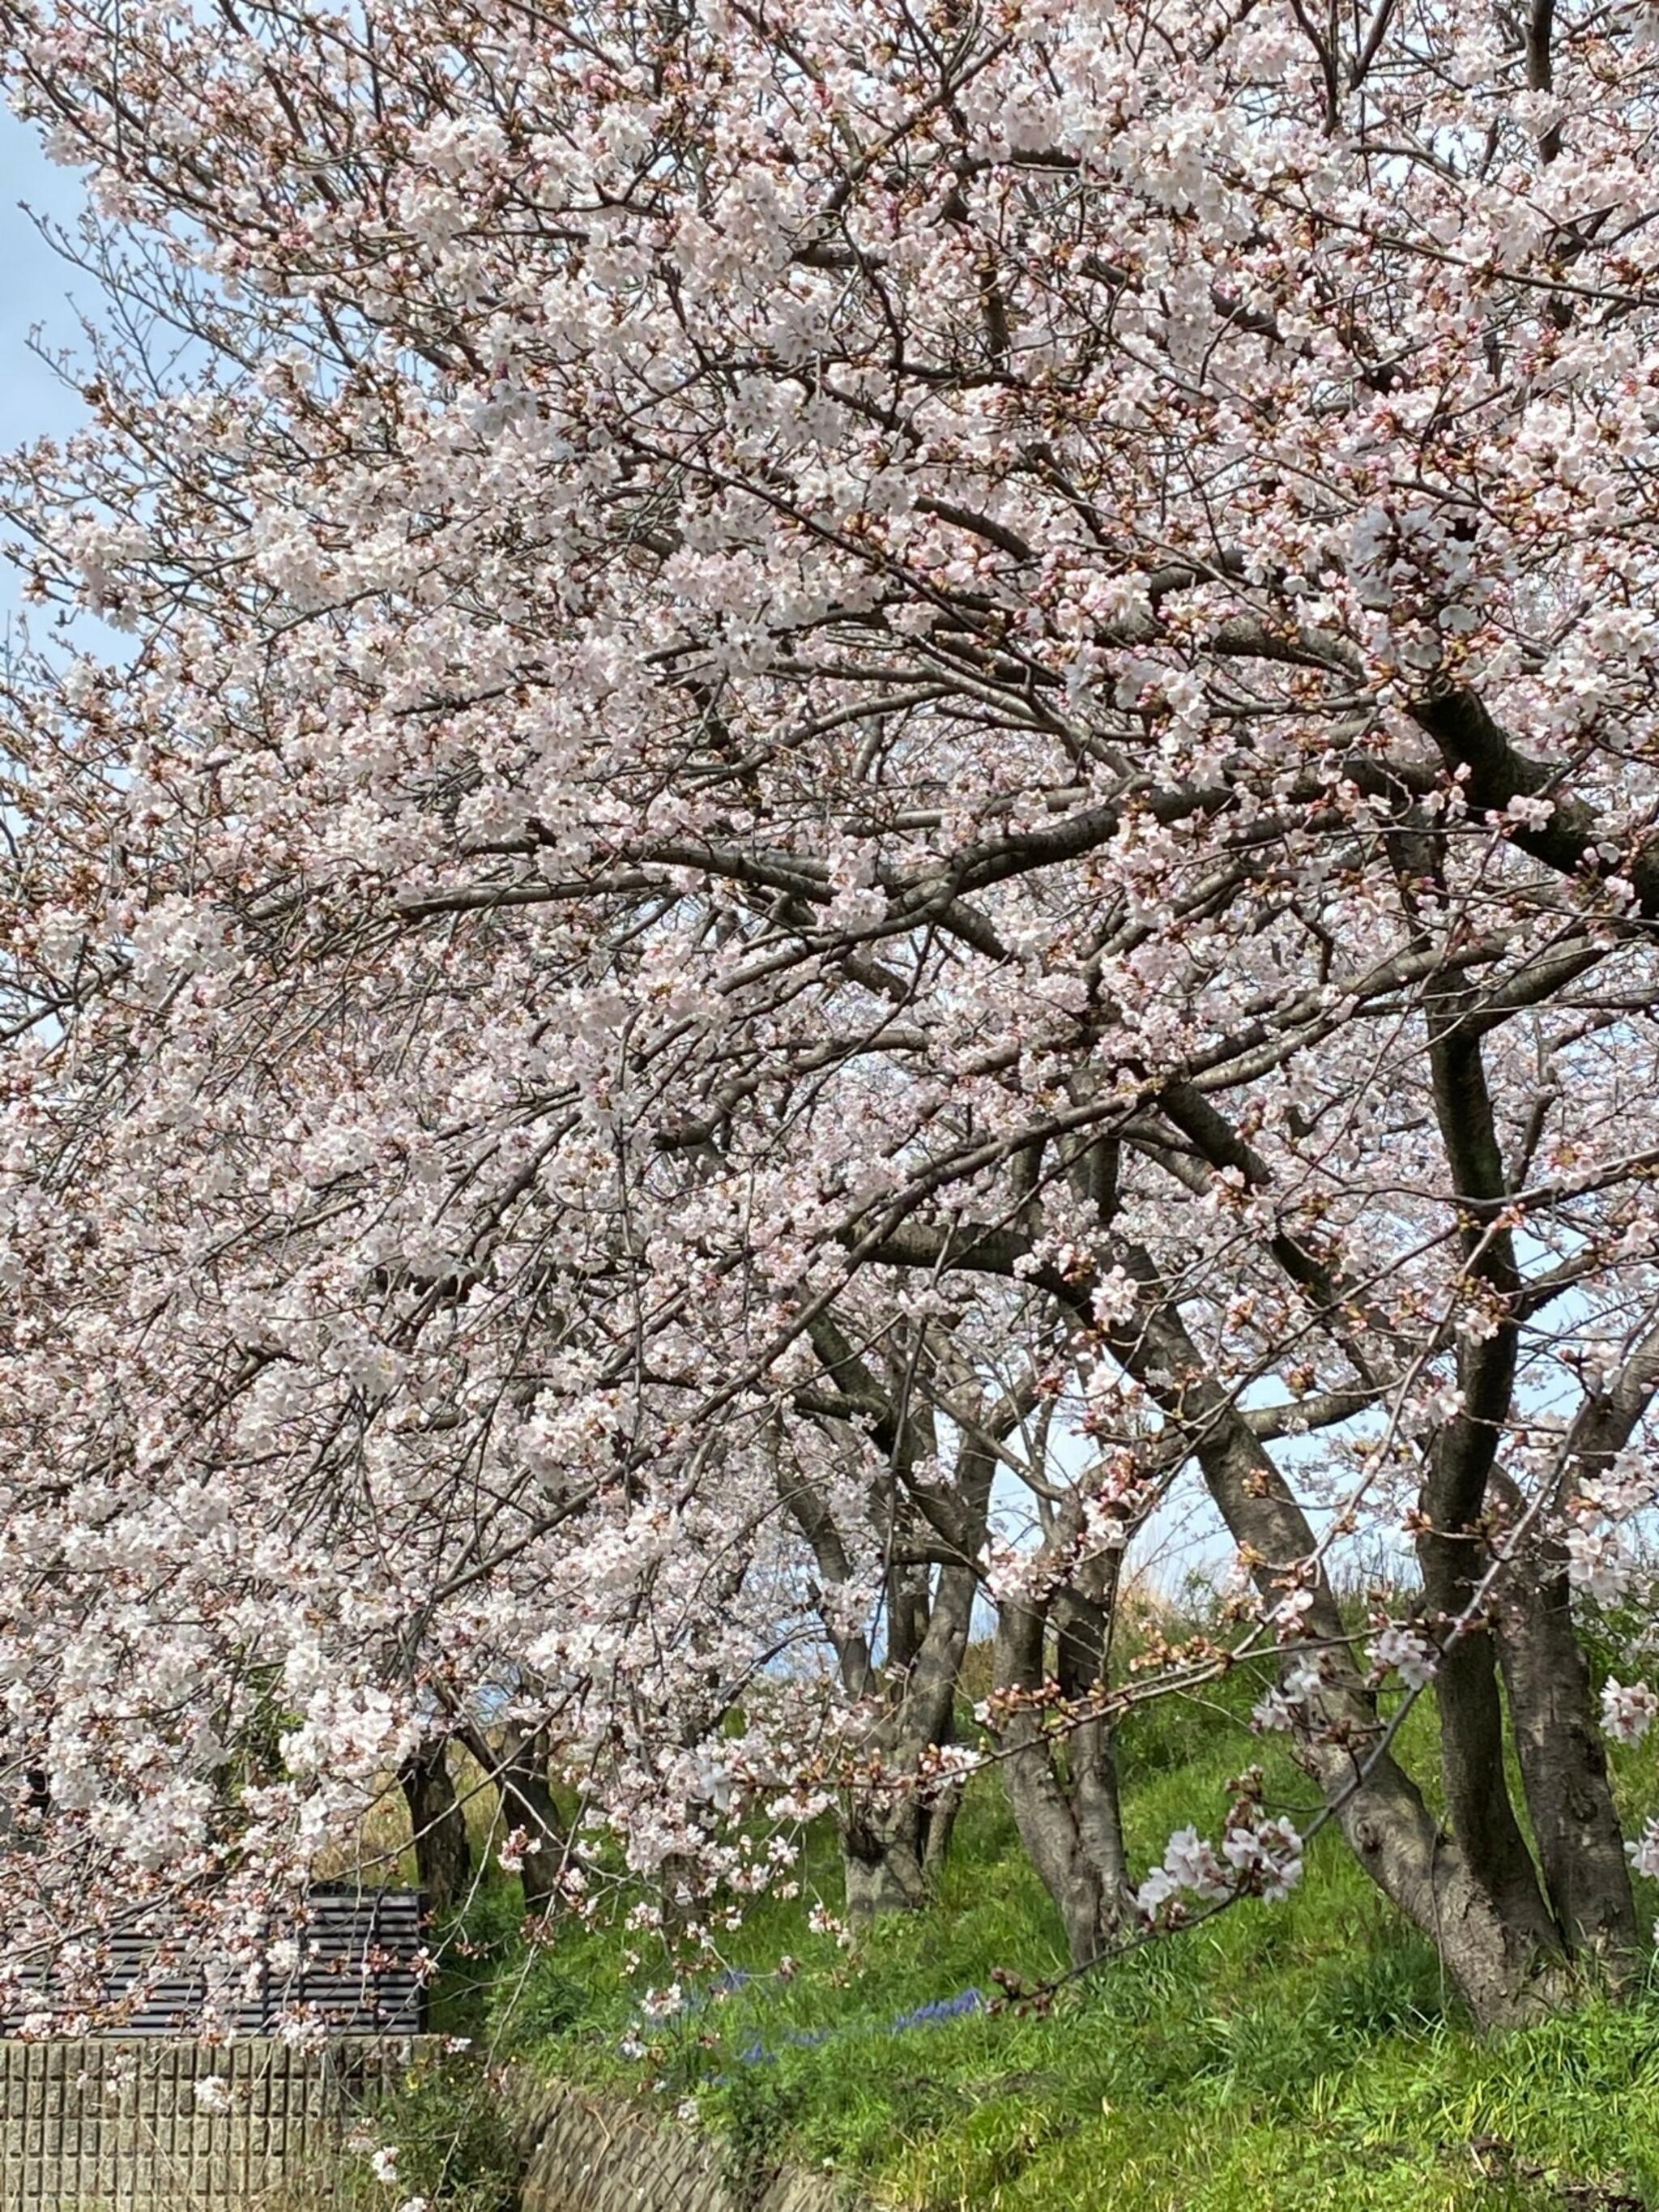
xmin=429 ymin=1657 xmax=1659 ymax=2210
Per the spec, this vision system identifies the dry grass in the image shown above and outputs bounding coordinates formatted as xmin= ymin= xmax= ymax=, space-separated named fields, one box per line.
xmin=310 ymin=1744 xmax=503 ymax=1884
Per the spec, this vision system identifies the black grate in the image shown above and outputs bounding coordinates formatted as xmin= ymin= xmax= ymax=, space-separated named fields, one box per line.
xmin=3 ymin=1888 xmax=426 ymax=2037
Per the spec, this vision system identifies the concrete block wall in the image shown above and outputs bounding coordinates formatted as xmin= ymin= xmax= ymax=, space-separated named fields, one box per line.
xmin=0 ymin=2042 xmax=859 ymax=2212
xmin=0 ymin=2039 xmax=420 ymax=2210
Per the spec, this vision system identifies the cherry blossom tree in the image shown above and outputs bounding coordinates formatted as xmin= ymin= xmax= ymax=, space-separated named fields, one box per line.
xmin=3 ymin=0 xmax=1659 ymax=2033
xmin=780 ymin=1292 xmax=1048 ymax=1916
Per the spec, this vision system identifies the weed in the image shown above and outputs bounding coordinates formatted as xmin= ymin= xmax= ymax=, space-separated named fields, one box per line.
xmin=714 ymin=2066 xmax=807 ymax=2209
xmin=336 ymin=2054 xmax=520 ymax=2212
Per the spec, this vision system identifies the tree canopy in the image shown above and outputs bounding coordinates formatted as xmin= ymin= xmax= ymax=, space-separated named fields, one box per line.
xmin=3 ymin=0 xmax=1659 ymax=2032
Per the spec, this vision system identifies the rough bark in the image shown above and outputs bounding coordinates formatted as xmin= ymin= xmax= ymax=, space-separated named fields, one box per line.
xmin=993 ymin=1553 xmax=1130 ymax=1968
xmin=838 ymin=1541 xmax=981 ymax=1919
xmin=398 ymin=1741 xmax=472 ymax=1919
xmin=1493 ymin=1546 xmax=1636 ymax=1972
xmin=459 ymin=1720 xmax=565 ymax=1920
xmin=786 ymin=1329 xmax=996 ymax=1917
xmin=1412 ymin=1011 xmax=1565 ymax=1964
xmin=842 ymin=1800 xmax=932 ymax=1915
xmin=1056 ymin=1582 xmax=1130 ymax=1926
xmin=1415 ymin=1527 xmax=1565 ymax=1964
xmin=1486 ymin=1322 xmax=1659 ymax=1977
xmin=499 ymin=1728 xmax=566 ymax=1919
xmin=922 ymin=1774 xmax=963 ymax=1885
xmin=1106 ymin=1266 xmax=1572 ymax=2028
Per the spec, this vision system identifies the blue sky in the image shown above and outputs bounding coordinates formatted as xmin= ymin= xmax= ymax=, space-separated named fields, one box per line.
xmin=0 ymin=106 xmax=92 ymax=634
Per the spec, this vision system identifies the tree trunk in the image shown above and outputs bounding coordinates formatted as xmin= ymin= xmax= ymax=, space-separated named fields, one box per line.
xmin=1202 ymin=1407 xmax=1572 ymax=2027
xmin=1104 ymin=1270 xmax=1574 ymax=2028
xmin=499 ymin=1731 xmax=565 ymax=1919
xmin=1488 ymin=1373 xmax=1648 ymax=1979
xmin=1495 ymin=1565 xmax=1636 ymax=1973
xmin=992 ymin=1565 xmax=1130 ymax=1970
xmin=398 ymin=1742 xmax=472 ymax=1919
xmin=841 ymin=1702 xmax=966 ymax=1915
xmin=1138 ymin=1057 xmax=1627 ymax=2022
xmin=1416 ymin=1518 xmax=1565 ymax=1967
xmin=839 ymin=1564 xmax=975 ymax=1923
xmin=1489 ymin=1471 xmax=1637 ymax=1975
xmin=921 ymin=1705 xmax=964 ymax=1886
xmin=923 ymin=1784 xmax=962 ymax=1885
xmin=842 ymin=1799 xmax=932 ymax=1915
xmin=781 ymin=1344 xmax=994 ymax=1922
xmin=460 ymin=1721 xmax=565 ymax=1920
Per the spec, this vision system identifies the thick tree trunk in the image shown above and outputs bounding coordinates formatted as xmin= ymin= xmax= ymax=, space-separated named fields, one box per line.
xmin=1409 ymin=1015 xmax=1567 ymax=1967
xmin=1417 ymin=1520 xmax=1565 ymax=1967
xmin=1489 ymin=1463 xmax=1637 ymax=1975
xmin=1206 ymin=1418 xmax=1570 ymax=2026
xmin=840 ymin=1563 xmax=976 ymax=1919
xmin=922 ymin=1778 xmax=962 ymax=1887
xmin=1056 ymin=1581 xmax=1129 ymax=1926
xmin=398 ymin=1742 xmax=472 ymax=1919
xmin=459 ymin=1721 xmax=565 ymax=1919
xmin=842 ymin=1799 xmax=932 ymax=1915
xmin=498 ymin=1732 xmax=565 ymax=1919
xmin=1495 ymin=1563 xmax=1636 ymax=1972
xmin=1488 ymin=1366 xmax=1652 ymax=1979
xmin=1314 ymin=1723 xmax=1573 ymax=2030
xmin=1107 ymin=1273 xmax=1573 ymax=2028
xmin=992 ymin=1563 xmax=1130 ymax=1970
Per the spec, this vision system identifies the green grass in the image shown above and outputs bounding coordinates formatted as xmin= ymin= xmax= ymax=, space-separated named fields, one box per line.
xmin=427 ymin=1646 xmax=1659 ymax=2210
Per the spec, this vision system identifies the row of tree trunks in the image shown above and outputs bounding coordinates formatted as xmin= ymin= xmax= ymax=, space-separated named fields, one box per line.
xmin=398 ymin=1721 xmax=568 ymax=1921
xmin=399 ymin=1222 xmax=1643 ymax=2029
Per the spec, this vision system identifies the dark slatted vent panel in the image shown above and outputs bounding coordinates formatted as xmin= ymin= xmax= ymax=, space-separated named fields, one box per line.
xmin=2 ymin=1888 xmax=426 ymax=2037
xmin=270 ymin=1889 xmax=425 ymax=2035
